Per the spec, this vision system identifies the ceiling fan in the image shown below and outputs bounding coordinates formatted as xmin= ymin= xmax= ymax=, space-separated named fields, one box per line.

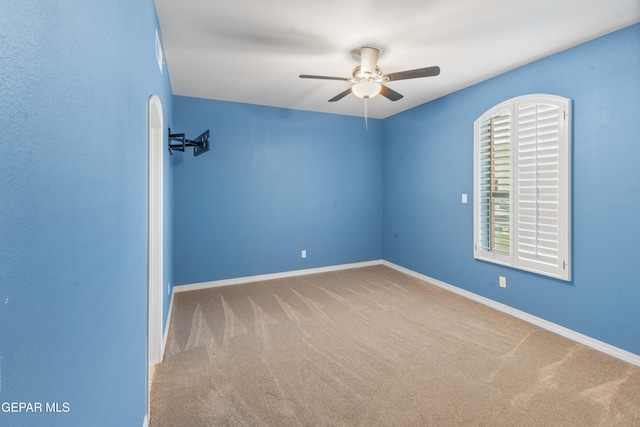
xmin=300 ymin=46 xmax=440 ymax=102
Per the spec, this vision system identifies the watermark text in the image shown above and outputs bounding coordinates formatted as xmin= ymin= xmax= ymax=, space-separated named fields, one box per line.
xmin=1 ymin=401 xmax=70 ymax=413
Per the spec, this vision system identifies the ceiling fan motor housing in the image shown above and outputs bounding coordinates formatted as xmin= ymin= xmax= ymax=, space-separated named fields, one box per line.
xmin=352 ymin=65 xmax=382 ymax=81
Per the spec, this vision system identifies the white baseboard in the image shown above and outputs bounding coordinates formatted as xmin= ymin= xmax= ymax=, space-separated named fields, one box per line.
xmin=382 ymin=260 xmax=640 ymax=368
xmin=174 ymin=260 xmax=384 ymax=293
xmin=142 ymin=414 xmax=149 ymax=427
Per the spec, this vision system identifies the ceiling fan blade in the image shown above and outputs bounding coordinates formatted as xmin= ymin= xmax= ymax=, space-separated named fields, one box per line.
xmin=328 ymin=88 xmax=352 ymax=102
xmin=360 ymin=47 xmax=379 ymax=76
xmin=379 ymin=84 xmax=403 ymax=101
xmin=386 ymin=66 xmax=440 ymax=81
xmin=299 ymin=74 xmax=350 ymax=81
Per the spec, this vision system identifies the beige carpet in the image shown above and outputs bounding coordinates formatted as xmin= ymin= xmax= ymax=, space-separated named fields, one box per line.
xmin=150 ymin=265 xmax=640 ymax=426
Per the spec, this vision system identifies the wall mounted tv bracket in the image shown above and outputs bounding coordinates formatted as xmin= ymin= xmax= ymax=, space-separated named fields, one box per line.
xmin=168 ymin=128 xmax=210 ymax=156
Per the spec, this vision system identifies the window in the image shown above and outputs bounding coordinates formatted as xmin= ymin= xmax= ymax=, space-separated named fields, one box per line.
xmin=473 ymin=94 xmax=571 ymax=281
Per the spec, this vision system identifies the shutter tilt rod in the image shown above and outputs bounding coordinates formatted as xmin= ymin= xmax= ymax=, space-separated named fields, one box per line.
xmin=168 ymin=128 xmax=210 ymax=156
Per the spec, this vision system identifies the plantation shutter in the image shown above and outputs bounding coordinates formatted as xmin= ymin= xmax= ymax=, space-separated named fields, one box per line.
xmin=474 ymin=94 xmax=571 ymax=281
xmin=478 ymin=113 xmax=511 ymax=256
xmin=514 ymin=98 xmax=570 ymax=279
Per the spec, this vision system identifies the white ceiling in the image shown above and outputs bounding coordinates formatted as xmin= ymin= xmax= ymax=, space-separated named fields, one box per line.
xmin=155 ymin=0 xmax=640 ymax=119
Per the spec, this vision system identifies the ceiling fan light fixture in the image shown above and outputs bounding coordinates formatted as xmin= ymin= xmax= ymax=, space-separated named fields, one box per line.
xmin=352 ymin=81 xmax=381 ymax=99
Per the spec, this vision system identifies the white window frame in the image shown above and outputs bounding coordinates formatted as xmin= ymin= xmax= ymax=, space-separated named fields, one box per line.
xmin=473 ymin=94 xmax=571 ymax=281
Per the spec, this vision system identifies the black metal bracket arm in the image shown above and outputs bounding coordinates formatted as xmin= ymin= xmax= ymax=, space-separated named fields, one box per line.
xmin=168 ymin=128 xmax=210 ymax=156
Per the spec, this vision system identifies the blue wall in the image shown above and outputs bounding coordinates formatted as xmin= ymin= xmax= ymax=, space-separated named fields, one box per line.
xmin=0 ymin=1 xmax=173 ymax=426
xmin=172 ymin=97 xmax=382 ymax=285
xmin=383 ymin=24 xmax=640 ymax=355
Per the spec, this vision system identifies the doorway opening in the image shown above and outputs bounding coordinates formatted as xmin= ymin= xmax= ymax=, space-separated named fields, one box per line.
xmin=146 ymin=94 xmax=164 ymax=422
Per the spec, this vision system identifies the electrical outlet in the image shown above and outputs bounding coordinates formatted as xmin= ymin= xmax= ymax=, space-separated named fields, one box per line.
xmin=499 ymin=276 xmax=506 ymax=288
xmin=301 ymin=250 xmax=306 ymax=259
